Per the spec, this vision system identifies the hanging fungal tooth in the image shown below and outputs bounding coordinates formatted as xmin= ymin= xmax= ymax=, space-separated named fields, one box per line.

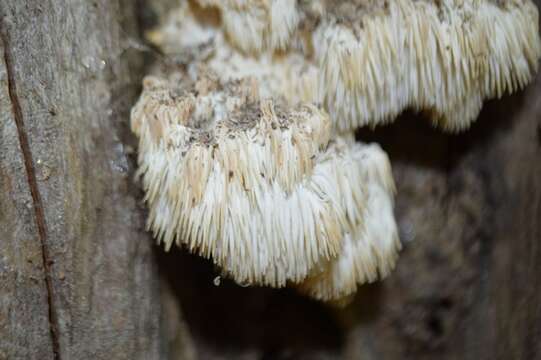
xmin=196 ymin=0 xmax=301 ymax=54
xmin=131 ymin=70 xmax=400 ymax=297
xmin=313 ymin=0 xmax=541 ymax=132
xmin=148 ymin=0 xmax=540 ymax=132
xmin=202 ymin=33 xmax=320 ymax=106
xmin=298 ymin=141 xmax=401 ymax=303
xmin=142 ymin=1 xmax=218 ymax=55
xmin=132 ymin=0 xmax=541 ymax=304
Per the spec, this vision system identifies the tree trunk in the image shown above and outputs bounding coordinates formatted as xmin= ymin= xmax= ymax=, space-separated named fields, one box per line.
xmin=1 ymin=1 xmax=540 ymax=359
xmin=0 ymin=1 xmax=162 ymax=359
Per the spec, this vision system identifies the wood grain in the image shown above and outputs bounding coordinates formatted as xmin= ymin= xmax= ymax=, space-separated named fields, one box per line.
xmin=0 ymin=0 xmax=539 ymax=359
xmin=0 ymin=1 xmax=162 ymax=359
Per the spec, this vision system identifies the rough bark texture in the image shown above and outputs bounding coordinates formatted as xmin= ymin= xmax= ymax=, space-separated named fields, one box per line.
xmin=0 ymin=40 xmax=54 ymax=358
xmin=0 ymin=1 xmax=162 ymax=359
xmin=1 ymin=0 xmax=540 ymax=360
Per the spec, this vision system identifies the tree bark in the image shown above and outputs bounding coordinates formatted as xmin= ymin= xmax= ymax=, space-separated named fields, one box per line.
xmin=0 ymin=1 xmax=162 ymax=359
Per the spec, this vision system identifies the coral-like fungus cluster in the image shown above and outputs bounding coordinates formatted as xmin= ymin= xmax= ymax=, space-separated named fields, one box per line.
xmin=132 ymin=0 xmax=540 ymax=303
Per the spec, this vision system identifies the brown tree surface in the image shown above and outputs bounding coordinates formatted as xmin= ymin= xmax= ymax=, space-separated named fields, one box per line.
xmin=0 ymin=1 xmax=161 ymax=359
xmin=1 ymin=1 xmax=540 ymax=359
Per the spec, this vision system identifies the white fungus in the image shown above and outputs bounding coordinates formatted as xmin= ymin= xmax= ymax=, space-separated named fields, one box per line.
xmin=151 ymin=0 xmax=541 ymax=132
xmin=131 ymin=71 xmax=400 ymax=297
xmin=146 ymin=1 xmax=319 ymax=107
xmin=132 ymin=0 xmax=540 ymax=303
xmin=314 ymin=0 xmax=541 ymax=131
xmin=196 ymin=0 xmax=301 ymax=54
xmin=298 ymin=141 xmax=400 ymax=301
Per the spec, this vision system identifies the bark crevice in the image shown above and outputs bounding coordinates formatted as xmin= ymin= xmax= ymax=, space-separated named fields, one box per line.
xmin=0 ymin=26 xmax=61 ymax=360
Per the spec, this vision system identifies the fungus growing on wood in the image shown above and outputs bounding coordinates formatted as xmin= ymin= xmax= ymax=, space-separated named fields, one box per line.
xmin=195 ymin=0 xmax=301 ymax=54
xmin=149 ymin=0 xmax=541 ymax=132
xmin=146 ymin=1 xmax=319 ymax=107
xmin=145 ymin=2 xmax=218 ymax=58
xmin=132 ymin=0 xmax=540 ymax=304
xmin=314 ymin=0 xmax=541 ymax=131
xmin=131 ymin=70 xmax=399 ymax=295
xmin=203 ymin=33 xmax=319 ymax=106
xmin=298 ymin=141 xmax=400 ymax=302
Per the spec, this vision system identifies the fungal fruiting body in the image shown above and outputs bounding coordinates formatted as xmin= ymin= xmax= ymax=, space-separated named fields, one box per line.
xmin=203 ymin=33 xmax=319 ymax=107
xmin=131 ymin=72 xmax=335 ymax=287
xmin=299 ymin=141 xmax=399 ymax=302
xmin=314 ymin=0 xmax=541 ymax=131
xmin=152 ymin=0 xmax=540 ymax=132
xmin=132 ymin=0 xmax=540 ymax=303
xmin=146 ymin=1 xmax=320 ymax=107
xmin=131 ymin=70 xmax=400 ymax=298
xmin=196 ymin=0 xmax=300 ymax=54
